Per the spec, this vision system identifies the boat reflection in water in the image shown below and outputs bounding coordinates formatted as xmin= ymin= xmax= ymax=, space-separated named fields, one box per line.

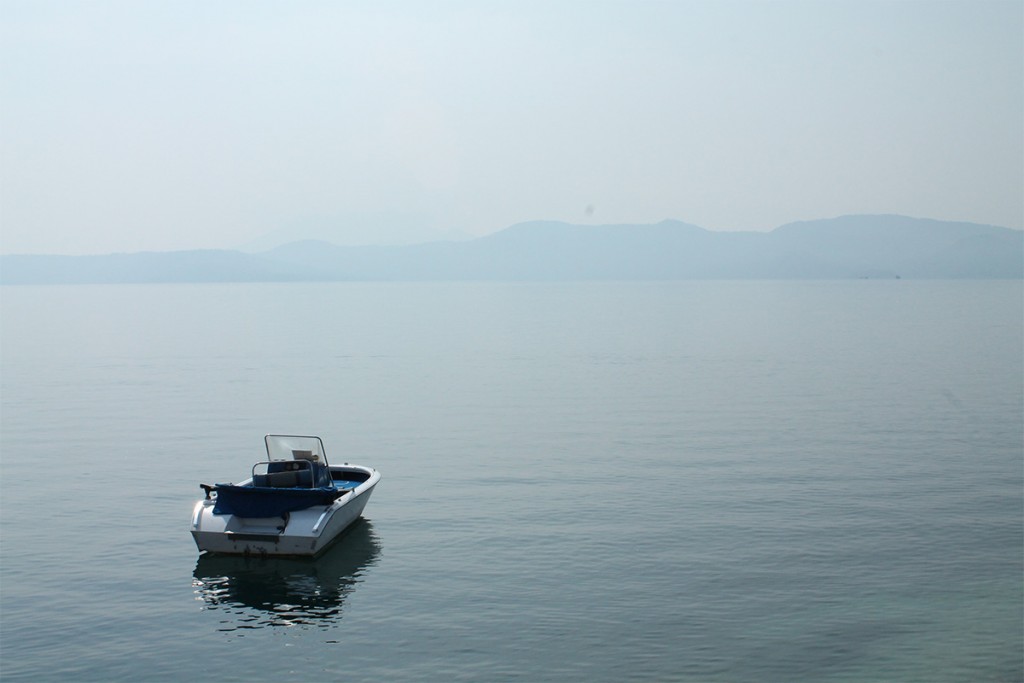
xmin=192 ymin=519 xmax=381 ymax=630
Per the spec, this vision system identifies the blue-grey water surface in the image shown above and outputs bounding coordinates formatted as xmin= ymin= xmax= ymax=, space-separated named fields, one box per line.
xmin=1 ymin=281 xmax=1021 ymax=682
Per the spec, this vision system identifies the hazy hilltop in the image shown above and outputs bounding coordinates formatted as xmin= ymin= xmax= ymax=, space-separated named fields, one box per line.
xmin=1 ymin=215 xmax=1020 ymax=284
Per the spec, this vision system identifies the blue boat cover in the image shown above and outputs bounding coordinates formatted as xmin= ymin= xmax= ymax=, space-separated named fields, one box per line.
xmin=212 ymin=485 xmax=342 ymax=518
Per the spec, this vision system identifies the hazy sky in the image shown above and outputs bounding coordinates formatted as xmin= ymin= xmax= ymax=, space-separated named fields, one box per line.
xmin=1 ymin=0 xmax=1021 ymax=255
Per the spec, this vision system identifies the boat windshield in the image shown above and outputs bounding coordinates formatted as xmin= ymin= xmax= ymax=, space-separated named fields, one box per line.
xmin=264 ymin=434 xmax=328 ymax=465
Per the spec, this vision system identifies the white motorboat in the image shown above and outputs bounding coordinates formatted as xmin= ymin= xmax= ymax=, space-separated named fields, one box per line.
xmin=190 ymin=434 xmax=381 ymax=557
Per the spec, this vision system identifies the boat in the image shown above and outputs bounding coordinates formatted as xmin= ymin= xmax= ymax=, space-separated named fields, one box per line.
xmin=190 ymin=434 xmax=381 ymax=557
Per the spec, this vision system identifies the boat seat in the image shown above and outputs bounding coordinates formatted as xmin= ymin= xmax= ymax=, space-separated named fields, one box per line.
xmin=265 ymin=471 xmax=299 ymax=488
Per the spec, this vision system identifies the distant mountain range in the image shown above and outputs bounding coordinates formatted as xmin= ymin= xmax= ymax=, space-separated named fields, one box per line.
xmin=2 ymin=215 xmax=1021 ymax=284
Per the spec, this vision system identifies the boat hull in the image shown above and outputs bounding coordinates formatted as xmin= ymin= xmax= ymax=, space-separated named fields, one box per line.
xmin=191 ymin=466 xmax=379 ymax=557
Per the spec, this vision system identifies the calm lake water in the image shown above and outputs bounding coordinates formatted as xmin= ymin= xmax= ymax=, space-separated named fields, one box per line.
xmin=1 ymin=281 xmax=1021 ymax=682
